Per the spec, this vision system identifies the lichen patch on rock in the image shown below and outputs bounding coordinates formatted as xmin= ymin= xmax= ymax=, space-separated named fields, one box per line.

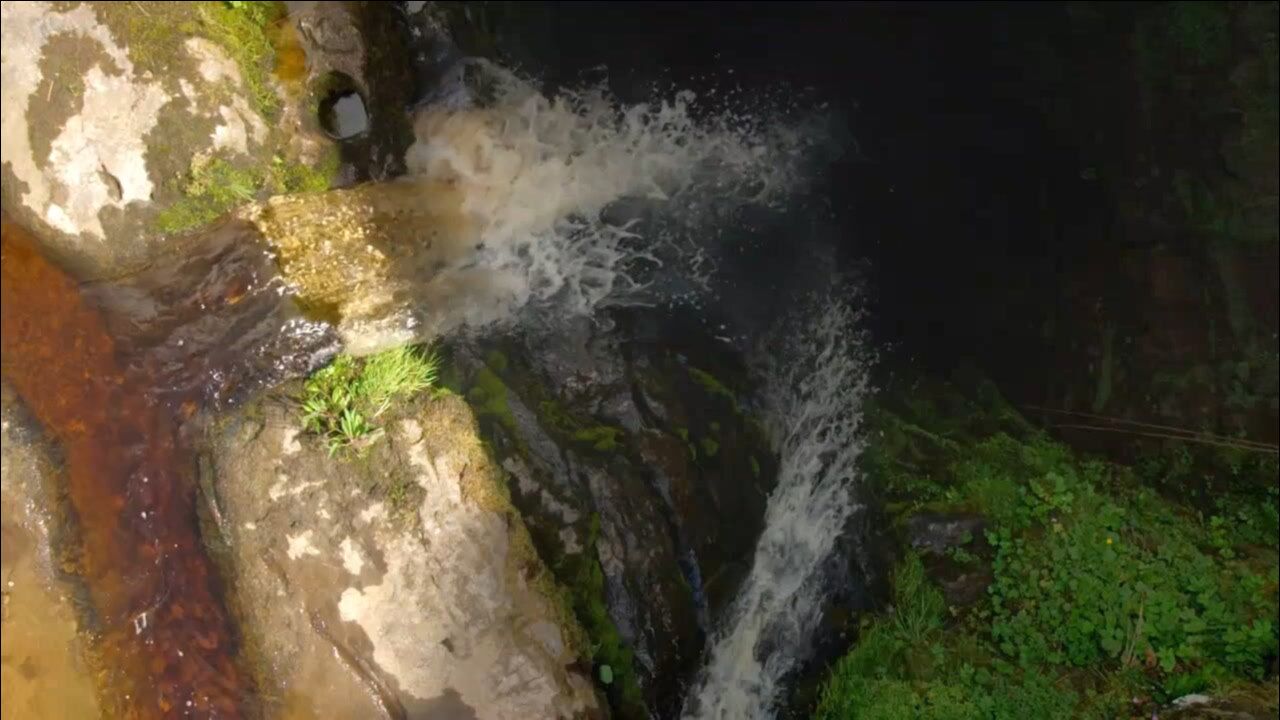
xmin=1 ymin=1 xmax=339 ymax=277
xmin=1 ymin=2 xmax=165 ymax=242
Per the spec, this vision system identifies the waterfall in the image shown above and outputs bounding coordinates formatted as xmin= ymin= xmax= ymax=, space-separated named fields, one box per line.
xmin=398 ymin=60 xmax=818 ymax=330
xmin=419 ymin=64 xmax=868 ymax=718
xmin=685 ymin=297 xmax=871 ymax=719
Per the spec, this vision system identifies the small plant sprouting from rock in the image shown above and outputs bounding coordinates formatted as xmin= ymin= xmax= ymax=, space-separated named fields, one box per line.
xmin=300 ymin=345 xmax=440 ymax=455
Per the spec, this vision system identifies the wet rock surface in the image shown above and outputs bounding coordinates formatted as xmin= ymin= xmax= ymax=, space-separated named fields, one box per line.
xmin=906 ymin=512 xmax=993 ymax=608
xmin=452 ymin=312 xmax=781 ymax=716
xmin=906 ymin=512 xmax=987 ymax=556
xmin=0 ymin=386 xmax=100 ymax=719
xmin=286 ymin=1 xmax=417 ymax=181
xmin=207 ymin=392 xmax=600 ymax=720
xmin=1162 ymin=684 xmax=1280 ymax=720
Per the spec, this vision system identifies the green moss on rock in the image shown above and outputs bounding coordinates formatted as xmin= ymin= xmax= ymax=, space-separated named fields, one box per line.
xmin=468 ymin=366 xmax=516 ymax=432
xmin=573 ymin=426 xmax=623 ymax=452
xmin=193 ymin=1 xmax=286 ymax=119
xmin=688 ymin=366 xmax=740 ymax=411
xmin=554 ymin=514 xmax=646 ymax=717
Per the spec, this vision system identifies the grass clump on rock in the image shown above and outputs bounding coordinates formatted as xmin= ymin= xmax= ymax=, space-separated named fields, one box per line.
xmin=299 ymin=345 xmax=440 ymax=456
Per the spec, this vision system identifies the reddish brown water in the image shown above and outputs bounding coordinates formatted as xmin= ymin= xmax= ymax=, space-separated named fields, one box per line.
xmin=1 ymin=215 xmax=336 ymax=718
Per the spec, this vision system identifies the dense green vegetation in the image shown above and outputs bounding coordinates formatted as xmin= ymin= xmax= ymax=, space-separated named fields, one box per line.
xmin=814 ymin=377 xmax=1279 ymax=719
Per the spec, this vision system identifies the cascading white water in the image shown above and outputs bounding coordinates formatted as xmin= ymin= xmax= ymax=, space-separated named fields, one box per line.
xmin=684 ymin=297 xmax=871 ymax=720
xmin=401 ymin=61 xmax=817 ymax=329
xmin=407 ymin=62 xmax=865 ymax=717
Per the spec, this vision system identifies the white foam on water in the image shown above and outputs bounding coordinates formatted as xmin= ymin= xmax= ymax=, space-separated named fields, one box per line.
xmin=402 ymin=61 xmax=818 ymax=329
xmin=684 ymin=296 xmax=871 ymax=720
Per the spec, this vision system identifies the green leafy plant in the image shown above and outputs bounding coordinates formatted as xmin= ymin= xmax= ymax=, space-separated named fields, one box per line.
xmin=300 ymin=346 xmax=439 ymax=456
xmin=814 ymin=553 xmax=1079 ymax=720
xmin=981 ymin=439 xmax=1277 ymax=682
xmin=817 ymin=377 xmax=1280 ymax=719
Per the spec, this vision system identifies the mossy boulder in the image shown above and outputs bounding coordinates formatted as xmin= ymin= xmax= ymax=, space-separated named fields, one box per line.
xmin=0 ymin=1 xmax=338 ymax=278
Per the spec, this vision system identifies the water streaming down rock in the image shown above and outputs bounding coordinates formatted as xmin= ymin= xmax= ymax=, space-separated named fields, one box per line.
xmin=84 ymin=219 xmax=340 ymax=410
xmin=684 ymin=298 xmax=872 ymax=720
xmin=254 ymin=63 xmax=867 ymax=717
xmin=1 ymin=217 xmax=246 ymax=717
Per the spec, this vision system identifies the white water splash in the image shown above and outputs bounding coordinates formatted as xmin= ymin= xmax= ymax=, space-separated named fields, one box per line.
xmin=685 ymin=297 xmax=871 ymax=720
xmin=402 ymin=61 xmax=816 ymax=329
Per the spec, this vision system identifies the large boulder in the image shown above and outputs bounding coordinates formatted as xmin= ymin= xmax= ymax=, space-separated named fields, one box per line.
xmin=206 ymin=391 xmax=600 ymax=719
xmin=0 ymin=1 xmax=336 ymax=278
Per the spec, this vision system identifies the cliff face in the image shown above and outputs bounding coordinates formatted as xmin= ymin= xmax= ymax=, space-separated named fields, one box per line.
xmin=1025 ymin=2 xmax=1278 ymax=450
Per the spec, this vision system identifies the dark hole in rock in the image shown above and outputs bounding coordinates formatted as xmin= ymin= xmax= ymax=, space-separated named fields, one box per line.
xmin=316 ymin=72 xmax=369 ymax=140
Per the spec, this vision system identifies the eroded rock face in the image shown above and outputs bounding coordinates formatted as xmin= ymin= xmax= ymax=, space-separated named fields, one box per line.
xmin=0 ymin=386 xmax=100 ymax=718
xmin=207 ymin=393 xmax=600 ymax=720
xmin=0 ymin=1 xmax=330 ymax=278
xmin=286 ymin=1 xmax=417 ymax=180
xmin=453 ymin=315 xmax=781 ymax=717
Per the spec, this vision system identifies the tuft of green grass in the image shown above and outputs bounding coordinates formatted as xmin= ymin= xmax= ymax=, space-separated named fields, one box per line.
xmin=359 ymin=346 xmax=440 ymax=418
xmin=888 ymin=554 xmax=945 ymax=646
xmin=300 ymin=345 xmax=440 ymax=456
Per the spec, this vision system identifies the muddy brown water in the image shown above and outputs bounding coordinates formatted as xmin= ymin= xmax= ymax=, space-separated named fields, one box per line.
xmin=1 ymin=215 xmax=336 ymax=718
